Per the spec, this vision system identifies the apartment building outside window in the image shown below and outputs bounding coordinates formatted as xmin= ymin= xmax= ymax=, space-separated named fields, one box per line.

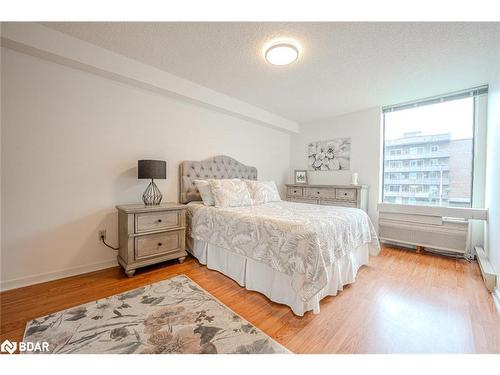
xmin=382 ymin=86 xmax=488 ymax=208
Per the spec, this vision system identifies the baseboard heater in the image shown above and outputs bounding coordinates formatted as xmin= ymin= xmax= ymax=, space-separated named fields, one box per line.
xmin=378 ymin=203 xmax=488 ymax=254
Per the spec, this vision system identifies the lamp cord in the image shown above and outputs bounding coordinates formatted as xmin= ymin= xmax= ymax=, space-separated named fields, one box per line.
xmin=100 ymin=236 xmax=120 ymax=251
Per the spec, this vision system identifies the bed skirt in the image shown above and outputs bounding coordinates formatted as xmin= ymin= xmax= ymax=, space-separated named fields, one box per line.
xmin=186 ymin=237 xmax=371 ymax=316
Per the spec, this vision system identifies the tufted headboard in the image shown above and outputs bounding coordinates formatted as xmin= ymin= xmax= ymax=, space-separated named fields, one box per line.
xmin=179 ymin=155 xmax=258 ymax=203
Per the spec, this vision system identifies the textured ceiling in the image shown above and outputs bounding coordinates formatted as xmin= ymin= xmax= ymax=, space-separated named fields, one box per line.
xmin=41 ymin=22 xmax=500 ymax=123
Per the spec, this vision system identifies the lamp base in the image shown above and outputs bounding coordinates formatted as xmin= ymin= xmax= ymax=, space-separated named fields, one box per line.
xmin=142 ymin=179 xmax=162 ymax=206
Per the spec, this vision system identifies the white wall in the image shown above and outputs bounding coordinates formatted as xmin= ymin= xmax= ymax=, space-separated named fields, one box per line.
xmin=1 ymin=23 xmax=299 ymax=133
xmin=485 ymin=50 xmax=500 ymax=285
xmin=0 ymin=47 xmax=291 ymax=289
xmin=290 ymin=108 xmax=381 ymax=227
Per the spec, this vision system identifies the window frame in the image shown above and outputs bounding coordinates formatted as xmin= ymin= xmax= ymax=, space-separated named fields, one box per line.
xmin=381 ymin=90 xmax=481 ymax=208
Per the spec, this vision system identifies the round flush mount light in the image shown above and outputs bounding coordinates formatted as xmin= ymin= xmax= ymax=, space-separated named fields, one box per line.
xmin=264 ymin=42 xmax=299 ymax=66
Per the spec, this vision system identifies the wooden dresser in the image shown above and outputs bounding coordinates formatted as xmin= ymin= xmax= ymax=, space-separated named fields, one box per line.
xmin=116 ymin=203 xmax=187 ymax=277
xmin=285 ymin=184 xmax=368 ymax=212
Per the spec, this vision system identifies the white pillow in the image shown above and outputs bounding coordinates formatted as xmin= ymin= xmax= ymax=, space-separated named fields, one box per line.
xmin=208 ymin=179 xmax=253 ymax=208
xmin=194 ymin=180 xmax=215 ymax=206
xmin=245 ymin=180 xmax=281 ymax=204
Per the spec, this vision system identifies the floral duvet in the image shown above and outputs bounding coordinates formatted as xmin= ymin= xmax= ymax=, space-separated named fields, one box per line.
xmin=187 ymin=201 xmax=380 ymax=302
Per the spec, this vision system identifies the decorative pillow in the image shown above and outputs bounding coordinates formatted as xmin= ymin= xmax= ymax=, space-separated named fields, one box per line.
xmin=194 ymin=180 xmax=215 ymax=206
xmin=245 ymin=180 xmax=281 ymax=204
xmin=208 ymin=179 xmax=253 ymax=208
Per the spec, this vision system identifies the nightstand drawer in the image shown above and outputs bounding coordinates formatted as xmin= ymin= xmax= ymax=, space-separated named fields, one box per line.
xmin=135 ymin=210 xmax=181 ymax=233
xmin=335 ymin=188 xmax=356 ymax=201
xmin=135 ymin=230 xmax=184 ymax=260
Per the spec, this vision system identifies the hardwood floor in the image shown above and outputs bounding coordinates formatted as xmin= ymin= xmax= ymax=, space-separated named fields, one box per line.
xmin=1 ymin=245 xmax=499 ymax=353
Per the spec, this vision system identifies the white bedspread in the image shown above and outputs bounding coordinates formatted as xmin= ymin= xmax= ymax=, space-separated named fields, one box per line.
xmin=187 ymin=201 xmax=380 ymax=302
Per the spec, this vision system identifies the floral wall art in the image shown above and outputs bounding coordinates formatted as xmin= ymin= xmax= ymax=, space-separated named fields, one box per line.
xmin=308 ymin=138 xmax=351 ymax=171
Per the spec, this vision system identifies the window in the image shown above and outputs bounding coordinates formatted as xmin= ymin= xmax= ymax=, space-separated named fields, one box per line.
xmin=382 ymin=86 xmax=487 ymax=207
xmin=409 ymin=185 xmax=423 ymax=193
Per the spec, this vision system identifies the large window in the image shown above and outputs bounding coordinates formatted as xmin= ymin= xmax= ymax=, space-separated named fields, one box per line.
xmin=382 ymin=87 xmax=487 ymax=208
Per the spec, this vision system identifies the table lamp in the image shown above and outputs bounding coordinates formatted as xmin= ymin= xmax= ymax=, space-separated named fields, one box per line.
xmin=138 ymin=160 xmax=166 ymax=205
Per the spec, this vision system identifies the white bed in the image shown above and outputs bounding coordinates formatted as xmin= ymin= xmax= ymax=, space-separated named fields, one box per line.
xmin=179 ymin=156 xmax=380 ymax=316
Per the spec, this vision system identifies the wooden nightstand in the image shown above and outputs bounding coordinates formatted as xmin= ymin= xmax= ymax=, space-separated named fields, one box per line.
xmin=115 ymin=203 xmax=187 ymax=277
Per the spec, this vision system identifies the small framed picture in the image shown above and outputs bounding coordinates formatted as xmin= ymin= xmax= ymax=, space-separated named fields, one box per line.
xmin=294 ymin=169 xmax=308 ymax=184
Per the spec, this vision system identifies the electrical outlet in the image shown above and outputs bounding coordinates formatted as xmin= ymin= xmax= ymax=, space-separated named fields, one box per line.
xmin=99 ymin=230 xmax=106 ymax=241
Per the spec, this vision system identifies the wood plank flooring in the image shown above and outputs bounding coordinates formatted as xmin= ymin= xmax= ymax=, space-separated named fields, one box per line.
xmin=1 ymin=245 xmax=499 ymax=353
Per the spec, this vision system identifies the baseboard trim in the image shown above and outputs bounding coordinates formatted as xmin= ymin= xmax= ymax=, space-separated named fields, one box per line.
xmin=475 ymin=246 xmax=497 ymax=292
xmin=0 ymin=259 xmax=118 ymax=292
xmin=493 ymin=288 xmax=500 ymax=315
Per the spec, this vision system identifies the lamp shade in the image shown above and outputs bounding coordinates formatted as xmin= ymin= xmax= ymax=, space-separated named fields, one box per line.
xmin=138 ymin=160 xmax=166 ymax=179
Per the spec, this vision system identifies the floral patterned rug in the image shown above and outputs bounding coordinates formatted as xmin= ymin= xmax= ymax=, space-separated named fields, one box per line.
xmin=22 ymin=275 xmax=290 ymax=354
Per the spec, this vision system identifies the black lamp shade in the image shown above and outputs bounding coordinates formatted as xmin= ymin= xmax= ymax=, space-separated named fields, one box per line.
xmin=138 ymin=160 xmax=166 ymax=180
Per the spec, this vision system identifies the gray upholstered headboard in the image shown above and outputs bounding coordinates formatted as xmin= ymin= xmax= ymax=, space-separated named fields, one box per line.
xmin=179 ymin=155 xmax=258 ymax=203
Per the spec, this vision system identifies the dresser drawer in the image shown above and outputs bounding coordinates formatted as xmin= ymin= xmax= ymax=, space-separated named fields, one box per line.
xmin=304 ymin=187 xmax=337 ymax=199
xmin=335 ymin=188 xmax=357 ymax=201
xmin=135 ymin=210 xmax=181 ymax=233
xmin=320 ymin=199 xmax=357 ymax=208
xmin=135 ymin=230 xmax=184 ymax=260
xmin=289 ymin=197 xmax=318 ymax=204
xmin=287 ymin=186 xmax=303 ymax=197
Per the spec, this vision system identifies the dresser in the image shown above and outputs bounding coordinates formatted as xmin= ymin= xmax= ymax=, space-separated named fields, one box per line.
xmin=116 ymin=203 xmax=187 ymax=277
xmin=285 ymin=184 xmax=368 ymax=212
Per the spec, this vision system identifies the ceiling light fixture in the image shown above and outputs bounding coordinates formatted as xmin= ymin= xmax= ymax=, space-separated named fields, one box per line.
xmin=264 ymin=42 xmax=299 ymax=66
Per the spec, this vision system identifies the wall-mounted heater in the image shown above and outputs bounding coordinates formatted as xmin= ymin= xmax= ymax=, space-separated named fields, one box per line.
xmin=378 ymin=203 xmax=488 ymax=255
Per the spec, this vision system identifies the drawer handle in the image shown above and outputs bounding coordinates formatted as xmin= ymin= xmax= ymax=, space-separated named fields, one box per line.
xmin=157 ymin=219 xmax=162 ymax=223
xmin=293 ymin=190 xmax=297 ymax=193
xmin=344 ymin=193 xmax=348 ymax=196
xmin=157 ymin=242 xmax=162 ymax=247
xmin=317 ymin=191 xmax=320 ymax=194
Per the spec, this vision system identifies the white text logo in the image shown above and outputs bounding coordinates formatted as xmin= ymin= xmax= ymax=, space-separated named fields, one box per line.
xmin=1 ymin=340 xmax=49 ymax=354
xmin=1 ymin=340 xmax=17 ymax=354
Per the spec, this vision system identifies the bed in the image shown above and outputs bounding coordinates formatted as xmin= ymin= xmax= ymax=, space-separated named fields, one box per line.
xmin=180 ymin=155 xmax=380 ymax=316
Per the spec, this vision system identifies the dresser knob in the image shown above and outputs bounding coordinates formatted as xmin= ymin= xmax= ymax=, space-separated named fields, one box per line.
xmin=158 ymin=242 xmax=162 ymax=247
xmin=157 ymin=219 xmax=162 ymax=223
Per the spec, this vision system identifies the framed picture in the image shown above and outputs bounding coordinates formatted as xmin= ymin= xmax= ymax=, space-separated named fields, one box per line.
xmin=307 ymin=138 xmax=351 ymax=171
xmin=294 ymin=169 xmax=308 ymax=184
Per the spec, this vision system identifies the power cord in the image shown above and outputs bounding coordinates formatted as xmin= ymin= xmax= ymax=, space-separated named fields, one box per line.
xmin=100 ymin=235 xmax=120 ymax=250
xmin=383 ymin=240 xmax=473 ymax=262
xmin=423 ymin=247 xmax=471 ymax=262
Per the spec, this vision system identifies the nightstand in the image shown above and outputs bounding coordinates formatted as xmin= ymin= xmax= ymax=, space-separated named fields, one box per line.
xmin=115 ymin=203 xmax=187 ymax=277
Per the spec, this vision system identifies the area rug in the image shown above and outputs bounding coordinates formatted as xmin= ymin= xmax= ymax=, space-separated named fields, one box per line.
xmin=22 ymin=275 xmax=290 ymax=354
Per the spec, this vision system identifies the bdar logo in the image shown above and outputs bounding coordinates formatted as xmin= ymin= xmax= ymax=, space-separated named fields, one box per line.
xmin=1 ymin=339 xmax=17 ymax=354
